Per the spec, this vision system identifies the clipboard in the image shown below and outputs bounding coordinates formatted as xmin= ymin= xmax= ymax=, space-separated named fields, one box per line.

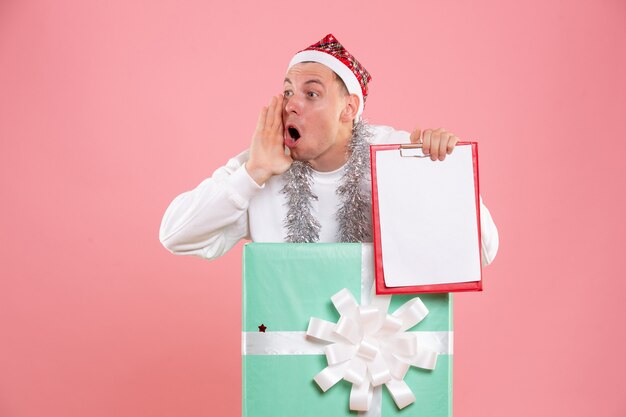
xmin=370 ymin=142 xmax=483 ymax=294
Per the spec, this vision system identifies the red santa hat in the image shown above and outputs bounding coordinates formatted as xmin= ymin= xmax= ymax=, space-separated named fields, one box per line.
xmin=288 ymin=34 xmax=371 ymax=120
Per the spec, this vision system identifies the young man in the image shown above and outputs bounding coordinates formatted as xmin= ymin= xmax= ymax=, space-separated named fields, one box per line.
xmin=159 ymin=34 xmax=499 ymax=263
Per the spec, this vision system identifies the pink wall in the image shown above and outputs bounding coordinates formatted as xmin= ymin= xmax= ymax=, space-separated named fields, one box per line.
xmin=1 ymin=0 xmax=625 ymax=416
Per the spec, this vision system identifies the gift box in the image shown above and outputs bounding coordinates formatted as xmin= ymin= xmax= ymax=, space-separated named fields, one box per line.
xmin=242 ymin=243 xmax=453 ymax=417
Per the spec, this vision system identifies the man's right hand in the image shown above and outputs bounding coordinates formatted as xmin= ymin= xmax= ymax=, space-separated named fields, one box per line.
xmin=245 ymin=94 xmax=293 ymax=185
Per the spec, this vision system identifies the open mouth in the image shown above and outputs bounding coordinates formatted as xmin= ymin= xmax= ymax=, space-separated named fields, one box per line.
xmin=284 ymin=123 xmax=302 ymax=149
xmin=287 ymin=126 xmax=301 ymax=141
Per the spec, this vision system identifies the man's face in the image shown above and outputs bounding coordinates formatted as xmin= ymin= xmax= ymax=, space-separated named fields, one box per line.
xmin=282 ymin=62 xmax=353 ymax=172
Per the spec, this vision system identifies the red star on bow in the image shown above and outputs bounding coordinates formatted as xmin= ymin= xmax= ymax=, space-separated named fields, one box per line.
xmin=258 ymin=324 xmax=267 ymax=333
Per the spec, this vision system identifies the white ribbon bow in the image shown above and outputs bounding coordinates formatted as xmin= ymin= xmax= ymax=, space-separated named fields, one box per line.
xmin=306 ymin=288 xmax=438 ymax=412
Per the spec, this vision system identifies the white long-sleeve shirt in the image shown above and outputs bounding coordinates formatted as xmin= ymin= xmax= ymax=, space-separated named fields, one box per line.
xmin=159 ymin=125 xmax=499 ymax=263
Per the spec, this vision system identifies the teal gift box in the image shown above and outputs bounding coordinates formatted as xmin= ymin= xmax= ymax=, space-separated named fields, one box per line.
xmin=242 ymin=243 xmax=453 ymax=417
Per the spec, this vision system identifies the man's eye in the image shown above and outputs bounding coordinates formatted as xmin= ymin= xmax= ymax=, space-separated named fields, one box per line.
xmin=307 ymin=91 xmax=319 ymax=98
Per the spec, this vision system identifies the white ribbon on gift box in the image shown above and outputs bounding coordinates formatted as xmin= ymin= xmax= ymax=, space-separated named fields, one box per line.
xmin=242 ymin=244 xmax=453 ymax=416
xmin=307 ymin=286 xmax=439 ymax=412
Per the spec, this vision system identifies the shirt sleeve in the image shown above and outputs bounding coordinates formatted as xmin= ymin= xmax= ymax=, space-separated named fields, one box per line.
xmin=158 ymin=150 xmax=263 ymax=260
xmin=479 ymin=196 xmax=499 ymax=266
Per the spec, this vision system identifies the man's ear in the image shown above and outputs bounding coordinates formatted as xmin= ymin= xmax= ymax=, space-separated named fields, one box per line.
xmin=340 ymin=94 xmax=360 ymax=122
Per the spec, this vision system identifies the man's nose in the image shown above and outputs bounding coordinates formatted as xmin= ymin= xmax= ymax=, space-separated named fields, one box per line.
xmin=284 ymin=95 xmax=302 ymax=115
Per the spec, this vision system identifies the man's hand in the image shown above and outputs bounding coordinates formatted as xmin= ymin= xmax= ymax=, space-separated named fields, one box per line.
xmin=410 ymin=127 xmax=459 ymax=161
xmin=246 ymin=95 xmax=293 ymax=185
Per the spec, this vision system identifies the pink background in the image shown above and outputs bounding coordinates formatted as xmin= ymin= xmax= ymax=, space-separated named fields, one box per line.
xmin=1 ymin=0 xmax=625 ymax=416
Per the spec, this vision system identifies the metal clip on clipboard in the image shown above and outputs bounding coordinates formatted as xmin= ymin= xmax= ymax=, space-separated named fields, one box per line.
xmin=399 ymin=143 xmax=429 ymax=158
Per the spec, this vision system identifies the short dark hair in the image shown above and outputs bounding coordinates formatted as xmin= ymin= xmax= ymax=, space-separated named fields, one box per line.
xmin=333 ymin=72 xmax=349 ymax=96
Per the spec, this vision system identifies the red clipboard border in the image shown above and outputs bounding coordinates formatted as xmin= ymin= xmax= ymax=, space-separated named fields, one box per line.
xmin=370 ymin=142 xmax=483 ymax=295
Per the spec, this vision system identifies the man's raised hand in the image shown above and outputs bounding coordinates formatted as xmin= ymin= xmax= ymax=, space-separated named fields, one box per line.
xmin=410 ymin=127 xmax=459 ymax=161
xmin=246 ymin=95 xmax=293 ymax=185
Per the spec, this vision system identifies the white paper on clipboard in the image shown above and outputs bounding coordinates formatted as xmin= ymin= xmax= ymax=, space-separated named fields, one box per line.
xmin=375 ymin=144 xmax=481 ymax=287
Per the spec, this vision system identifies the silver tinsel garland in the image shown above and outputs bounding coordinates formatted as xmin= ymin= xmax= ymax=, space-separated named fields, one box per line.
xmin=281 ymin=160 xmax=321 ymax=243
xmin=281 ymin=120 xmax=373 ymax=243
